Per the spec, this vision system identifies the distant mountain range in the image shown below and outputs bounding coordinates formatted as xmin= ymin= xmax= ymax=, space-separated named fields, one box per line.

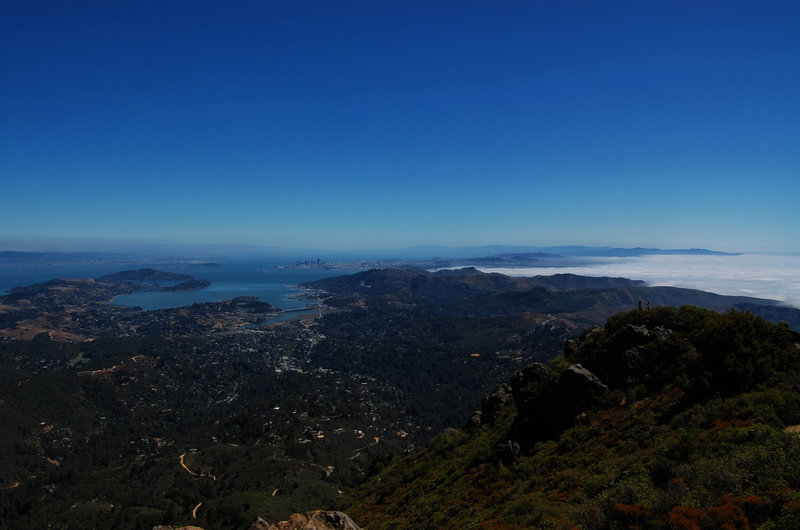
xmin=0 ymin=245 xmax=737 ymax=266
xmin=528 ymin=245 xmax=736 ymax=257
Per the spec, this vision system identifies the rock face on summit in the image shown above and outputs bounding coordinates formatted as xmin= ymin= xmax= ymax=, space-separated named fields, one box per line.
xmin=249 ymin=511 xmax=361 ymax=530
xmin=566 ymin=321 xmax=681 ymax=392
xmin=509 ymin=362 xmax=608 ymax=452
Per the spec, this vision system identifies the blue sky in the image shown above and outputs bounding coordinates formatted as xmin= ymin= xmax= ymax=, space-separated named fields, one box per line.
xmin=1 ymin=1 xmax=798 ymax=252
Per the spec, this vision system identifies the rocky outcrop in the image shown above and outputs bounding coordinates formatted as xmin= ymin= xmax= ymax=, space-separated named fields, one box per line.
xmin=556 ymin=365 xmax=608 ymax=410
xmin=609 ymin=323 xmax=651 ymax=350
xmin=502 ymin=320 xmax=687 ymax=454
xmin=480 ymin=383 xmax=513 ymax=425
xmin=250 ymin=511 xmax=361 ymax=530
xmin=496 ymin=439 xmax=521 ymax=464
xmin=467 ymin=382 xmax=518 ymax=430
xmin=510 ymin=363 xmax=555 ymax=417
xmin=508 ymin=363 xmax=608 ymax=453
xmin=153 ymin=525 xmax=203 ymax=530
xmin=615 ymin=325 xmax=674 ymax=385
xmin=464 ymin=410 xmax=482 ymax=430
xmin=569 ymin=322 xmax=678 ymax=390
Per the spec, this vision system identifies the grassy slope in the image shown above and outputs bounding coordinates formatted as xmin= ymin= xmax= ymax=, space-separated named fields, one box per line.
xmin=340 ymin=307 xmax=800 ymax=529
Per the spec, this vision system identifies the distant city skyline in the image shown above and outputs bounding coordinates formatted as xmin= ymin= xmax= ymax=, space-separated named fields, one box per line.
xmin=2 ymin=2 xmax=798 ymax=253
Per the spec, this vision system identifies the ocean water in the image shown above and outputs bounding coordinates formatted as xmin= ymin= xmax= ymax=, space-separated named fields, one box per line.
xmin=0 ymin=262 xmax=346 ymax=311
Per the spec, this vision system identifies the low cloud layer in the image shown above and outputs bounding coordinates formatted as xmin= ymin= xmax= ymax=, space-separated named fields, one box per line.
xmin=482 ymin=254 xmax=800 ymax=309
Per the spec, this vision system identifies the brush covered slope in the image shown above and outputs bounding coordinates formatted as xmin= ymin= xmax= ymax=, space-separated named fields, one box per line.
xmin=306 ymin=267 xmax=800 ymax=329
xmin=339 ymin=306 xmax=800 ymax=528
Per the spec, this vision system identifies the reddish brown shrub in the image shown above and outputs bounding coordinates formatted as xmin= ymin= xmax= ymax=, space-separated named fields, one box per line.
xmin=669 ymin=505 xmax=704 ymax=529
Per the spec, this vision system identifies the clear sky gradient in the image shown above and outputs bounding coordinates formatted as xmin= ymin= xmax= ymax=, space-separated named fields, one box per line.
xmin=2 ymin=1 xmax=798 ymax=252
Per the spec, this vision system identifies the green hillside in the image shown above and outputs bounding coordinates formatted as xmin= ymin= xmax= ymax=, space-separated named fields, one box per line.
xmin=3 ymin=267 xmax=800 ymax=528
xmin=339 ymin=307 xmax=800 ymax=529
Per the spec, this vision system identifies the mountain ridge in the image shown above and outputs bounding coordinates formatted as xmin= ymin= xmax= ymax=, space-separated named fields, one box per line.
xmin=338 ymin=306 xmax=800 ymax=528
xmin=306 ymin=267 xmax=800 ymax=329
xmin=0 ymin=245 xmax=738 ymax=265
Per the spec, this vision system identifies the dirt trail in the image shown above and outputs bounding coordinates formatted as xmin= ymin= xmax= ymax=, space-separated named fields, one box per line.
xmin=179 ymin=453 xmax=216 ymax=480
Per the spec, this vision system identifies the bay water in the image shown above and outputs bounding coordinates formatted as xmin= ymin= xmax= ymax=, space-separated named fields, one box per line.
xmin=0 ymin=262 xmax=346 ymax=312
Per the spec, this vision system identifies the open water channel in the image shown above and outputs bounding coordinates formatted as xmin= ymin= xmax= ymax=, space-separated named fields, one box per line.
xmin=0 ymin=261 xmax=346 ymax=315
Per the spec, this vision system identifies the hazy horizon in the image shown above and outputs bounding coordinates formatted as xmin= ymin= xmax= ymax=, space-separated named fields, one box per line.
xmin=1 ymin=247 xmax=799 ymax=311
xmin=2 ymin=3 xmax=798 ymax=252
xmin=1 ymin=233 xmax=787 ymax=256
xmin=0 ymin=239 xmax=786 ymax=258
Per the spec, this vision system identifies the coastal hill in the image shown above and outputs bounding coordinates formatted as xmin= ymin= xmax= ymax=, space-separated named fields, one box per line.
xmin=306 ymin=267 xmax=800 ymax=329
xmin=96 ymin=268 xmax=194 ymax=282
xmin=0 ymin=269 xmax=252 ymax=340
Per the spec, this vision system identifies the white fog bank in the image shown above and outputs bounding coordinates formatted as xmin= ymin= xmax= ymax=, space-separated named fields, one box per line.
xmin=479 ymin=254 xmax=800 ymax=309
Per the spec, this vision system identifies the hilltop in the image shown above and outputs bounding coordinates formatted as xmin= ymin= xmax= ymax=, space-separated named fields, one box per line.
xmin=339 ymin=306 xmax=800 ymax=528
xmin=96 ymin=268 xmax=195 ymax=282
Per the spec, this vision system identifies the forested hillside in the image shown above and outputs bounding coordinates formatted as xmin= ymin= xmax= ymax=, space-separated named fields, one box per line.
xmin=341 ymin=307 xmax=800 ymax=528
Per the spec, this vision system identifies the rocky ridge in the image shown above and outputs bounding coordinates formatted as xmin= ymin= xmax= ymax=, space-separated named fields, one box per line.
xmin=337 ymin=306 xmax=800 ymax=528
xmin=250 ymin=510 xmax=361 ymax=530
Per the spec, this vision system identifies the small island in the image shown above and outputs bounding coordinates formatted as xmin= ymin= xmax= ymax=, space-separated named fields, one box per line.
xmin=96 ymin=268 xmax=212 ymax=292
xmin=97 ymin=268 xmax=194 ymax=282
